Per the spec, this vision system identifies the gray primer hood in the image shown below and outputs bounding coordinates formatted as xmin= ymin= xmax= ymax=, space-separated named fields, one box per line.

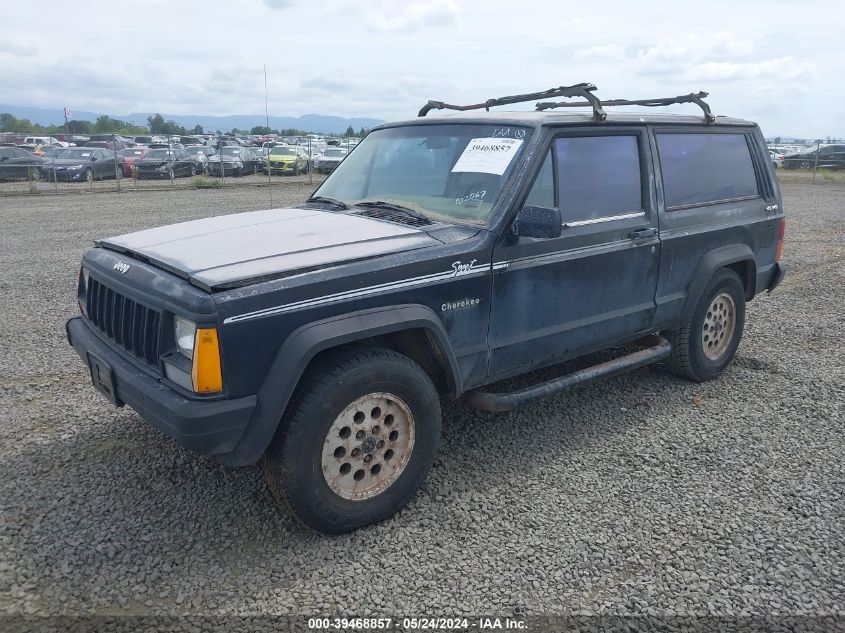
xmin=97 ymin=207 xmax=440 ymax=291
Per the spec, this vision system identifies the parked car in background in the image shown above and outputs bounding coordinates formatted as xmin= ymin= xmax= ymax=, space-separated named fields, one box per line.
xmin=133 ymin=148 xmax=198 ymax=179
xmin=782 ymin=144 xmax=845 ymax=170
xmin=315 ymin=147 xmax=348 ymax=173
xmin=134 ymin=136 xmax=154 ymax=145
xmin=24 ymin=136 xmax=68 ymax=147
xmin=85 ymin=140 xmax=128 ymax=152
xmin=207 ymin=146 xmax=260 ymax=176
xmin=41 ymin=147 xmax=120 ymax=183
xmin=148 ymin=142 xmax=185 ymax=150
xmin=118 ymin=147 xmax=150 ymax=176
xmin=0 ymin=145 xmax=45 ymax=180
xmin=265 ymin=145 xmax=308 ymax=174
xmin=184 ymin=145 xmax=217 ymax=174
xmin=769 ymin=149 xmax=784 ymax=168
xmin=39 ymin=146 xmax=67 ymax=160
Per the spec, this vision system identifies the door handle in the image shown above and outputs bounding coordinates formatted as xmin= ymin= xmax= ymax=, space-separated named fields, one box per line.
xmin=629 ymin=227 xmax=657 ymax=240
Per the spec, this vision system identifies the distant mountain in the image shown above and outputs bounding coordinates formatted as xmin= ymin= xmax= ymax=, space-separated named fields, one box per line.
xmin=0 ymin=104 xmax=383 ymax=134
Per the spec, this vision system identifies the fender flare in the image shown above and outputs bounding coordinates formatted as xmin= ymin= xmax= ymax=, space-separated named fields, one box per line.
xmin=681 ymin=244 xmax=756 ymax=318
xmin=227 ymin=304 xmax=461 ymax=465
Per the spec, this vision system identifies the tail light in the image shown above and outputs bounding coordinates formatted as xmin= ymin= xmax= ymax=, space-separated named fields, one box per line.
xmin=775 ymin=218 xmax=786 ymax=262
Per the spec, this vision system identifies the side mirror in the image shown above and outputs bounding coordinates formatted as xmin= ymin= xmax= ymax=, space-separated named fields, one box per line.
xmin=515 ymin=205 xmax=562 ymax=239
xmin=89 ymin=155 xmax=97 ymax=162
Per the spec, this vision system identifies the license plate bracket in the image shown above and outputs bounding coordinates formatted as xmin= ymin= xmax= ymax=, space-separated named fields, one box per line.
xmin=87 ymin=352 xmax=123 ymax=407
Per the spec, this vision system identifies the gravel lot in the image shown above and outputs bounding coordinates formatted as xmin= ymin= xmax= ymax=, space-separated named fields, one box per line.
xmin=0 ymin=181 xmax=843 ymax=627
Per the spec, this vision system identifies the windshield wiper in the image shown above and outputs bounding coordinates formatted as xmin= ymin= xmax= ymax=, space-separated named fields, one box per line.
xmin=305 ymin=196 xmax=349 ymax=209
xmin=353 ymin=201 xmax=431 ymax=225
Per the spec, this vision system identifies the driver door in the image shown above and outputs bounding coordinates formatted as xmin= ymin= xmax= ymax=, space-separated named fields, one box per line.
xmin=487 ymin=129 xmax=661 ymax=380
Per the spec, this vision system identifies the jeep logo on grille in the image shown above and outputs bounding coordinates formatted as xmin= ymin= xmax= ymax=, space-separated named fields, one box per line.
xmin=113 ymin=261 xmax=130 ymax=274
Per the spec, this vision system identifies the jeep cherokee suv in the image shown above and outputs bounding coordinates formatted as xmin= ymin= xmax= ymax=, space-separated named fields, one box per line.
xmin=67 ymin=84 xmax=785 ymax=533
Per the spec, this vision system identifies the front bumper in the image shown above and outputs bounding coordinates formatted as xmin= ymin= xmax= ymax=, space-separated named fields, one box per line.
xmin=66 ymin=316 xmax=256 ymax=458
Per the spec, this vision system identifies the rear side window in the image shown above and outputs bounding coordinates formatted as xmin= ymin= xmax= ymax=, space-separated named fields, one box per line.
xmin=657 ymin=133 xmax=758 ymax=208
xmin=555 ymin=136 xmax=642 ymax=222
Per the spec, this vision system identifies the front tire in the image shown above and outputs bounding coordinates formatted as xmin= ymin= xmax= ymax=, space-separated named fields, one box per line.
xmin=666 ymin=267 xmax=746 ymax=382
xmin=262 ymin=347 xmax=441 ymax=534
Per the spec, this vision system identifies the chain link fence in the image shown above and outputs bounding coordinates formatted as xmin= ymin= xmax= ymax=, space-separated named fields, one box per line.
xmin=0 ymin=132 xmax=365 ymax=195
xmin=768 ymin=138 xmax=845 ymax=183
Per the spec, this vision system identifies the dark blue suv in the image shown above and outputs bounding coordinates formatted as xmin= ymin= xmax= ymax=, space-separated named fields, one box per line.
xmin=67 ymin=84 xmax=786 ymax=533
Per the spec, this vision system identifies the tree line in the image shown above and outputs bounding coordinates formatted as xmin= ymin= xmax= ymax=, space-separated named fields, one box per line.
xmin=1 ymin=112 xmax=369 ymax=138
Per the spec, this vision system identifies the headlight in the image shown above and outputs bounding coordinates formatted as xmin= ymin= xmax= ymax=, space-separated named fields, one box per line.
xmin=69 ymin=164 xmax=83 ymax=170
xmin=174 ymin=315 xmax=196 ymax=359
xmin=166 ymin=318 xmax=223 ymax=394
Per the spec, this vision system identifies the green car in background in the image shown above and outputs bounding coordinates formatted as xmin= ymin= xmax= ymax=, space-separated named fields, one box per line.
xmin=265 ymin=145 xmax=308 ymax=175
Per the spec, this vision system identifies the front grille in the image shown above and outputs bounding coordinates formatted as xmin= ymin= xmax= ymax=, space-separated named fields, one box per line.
xmin=86 ymin=277 xmax=162 ymax=366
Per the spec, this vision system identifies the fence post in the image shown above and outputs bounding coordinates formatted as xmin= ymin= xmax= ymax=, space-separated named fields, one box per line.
xmin=219 ymin=134 xmax=224 ymax=188
xmin=113 ymin=134 xmax=121 ymax=193
xmin=812 ymin=140 xmax=820 ymax=184
xmin=51 ymin=145 xmax=57 ymax=193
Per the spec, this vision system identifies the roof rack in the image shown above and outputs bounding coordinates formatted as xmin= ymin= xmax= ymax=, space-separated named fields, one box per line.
xmin=417 ymin=83 xmax=716 ymax=124
xmin=536 ymin=91 xmax=715 ymax=124
xmin=417 ymin=82 xmax=602 ymax=118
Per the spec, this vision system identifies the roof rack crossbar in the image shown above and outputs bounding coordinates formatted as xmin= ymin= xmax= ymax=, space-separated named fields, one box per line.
xmin=535 ymin=91 xmax=716 ymax=124
xmin=417 ymin=82 xmax=605 ymax=119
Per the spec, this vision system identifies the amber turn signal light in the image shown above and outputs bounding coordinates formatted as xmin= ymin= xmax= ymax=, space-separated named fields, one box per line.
xmin=191 ymin=327 xmax=223 ymax=393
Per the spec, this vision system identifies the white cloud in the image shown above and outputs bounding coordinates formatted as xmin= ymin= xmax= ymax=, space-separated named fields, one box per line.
xmin=688 ymin=57 xmax=816 ymax=83
xmin=366 ymin=0 xmax=459 ymax=33
xmin=0 ymin=41 xmax=36 ymax=57
xmin=263 ymin=0 xmax=295 ymax=9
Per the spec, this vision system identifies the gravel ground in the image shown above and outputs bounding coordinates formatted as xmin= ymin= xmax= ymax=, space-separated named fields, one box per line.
xmin=0 ymin=181 xmax=843 ymax=628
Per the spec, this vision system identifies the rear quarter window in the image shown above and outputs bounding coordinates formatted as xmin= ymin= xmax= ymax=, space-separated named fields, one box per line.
xmin=657 ymin=132 xmax=758 ymax=209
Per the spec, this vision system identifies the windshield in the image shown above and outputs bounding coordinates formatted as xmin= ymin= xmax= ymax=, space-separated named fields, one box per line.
xmin=145 ymin=149 xmax=174 ymax=159
xmin=186 ymin=146 xmax=209 ymax=155
xmin=270 ymin=147 xmax=295 ymax=156
xmin=59 ymin=149 xmax=95 ymax=159
xmin=221 ymin=147 xmax=242 ymax=156
xmin=313 ymin=124 xmax=532 ymax=225
xmin=42 ymin=147 xmax=65 ymax=157
xmin=119 ymin=149 xmax=146 ymax=157
xmin=324 ymin=148 xmax=346 ymax=157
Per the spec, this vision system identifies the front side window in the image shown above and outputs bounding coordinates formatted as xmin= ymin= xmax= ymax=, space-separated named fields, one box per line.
xmin=657 ymin=133 xmax=758 ymax=208
xmin=315 ymin=124 xmax=532 ymax=225
xmin=524 ymin=150 xmax=554 ymax=208
xmin=555 ymin=135 xmax=642 ymax=223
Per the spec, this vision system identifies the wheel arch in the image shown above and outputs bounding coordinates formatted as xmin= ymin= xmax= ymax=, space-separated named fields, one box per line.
xmin=682 ymin=244 xmax=756 ymax=318
xmin=227 ymin=304 xmax=460 ymax=466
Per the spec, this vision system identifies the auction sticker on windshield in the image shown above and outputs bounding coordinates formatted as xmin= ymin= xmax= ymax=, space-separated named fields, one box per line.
xmin=451 ymin=137 xmax=523 ymax=175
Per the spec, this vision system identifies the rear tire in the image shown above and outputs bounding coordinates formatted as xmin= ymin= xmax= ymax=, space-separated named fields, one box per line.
xmin=262 ymin=347 xmax=441 ymax=534
xmin=666 ymin=267 xmax=746 ymax=382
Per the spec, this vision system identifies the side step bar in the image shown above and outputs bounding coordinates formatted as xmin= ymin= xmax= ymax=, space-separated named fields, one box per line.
xmin=462 ymin=335 xmax=672 ymax=413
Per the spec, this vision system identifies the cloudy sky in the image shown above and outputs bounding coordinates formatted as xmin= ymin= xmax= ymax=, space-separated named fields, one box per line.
xmin=1 ymin=0 xmax=841 ymax=137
